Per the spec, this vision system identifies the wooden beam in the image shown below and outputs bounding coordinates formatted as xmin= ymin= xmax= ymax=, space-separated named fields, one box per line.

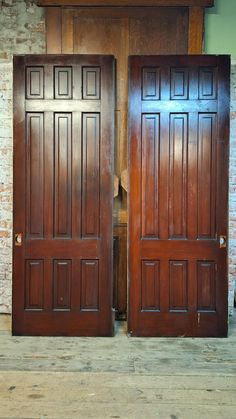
xmin=61 ymin=9 xmax=74 ymax=53
xmin=46 ymin=7 xmax=62 ymax=53
xmin=71 ymin=6 xmax=189 ymax=18
xmin=188 ymin=6 xmax=204 ymax=54
xmin=38 ymin=0 xmax=214 ymax=7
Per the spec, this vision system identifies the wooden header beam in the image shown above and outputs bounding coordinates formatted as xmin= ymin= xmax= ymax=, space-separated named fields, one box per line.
xmin=38 ymin=0 xmax=214 ymax=7
xmin=188 ymin=6 xmax=204 ymax=53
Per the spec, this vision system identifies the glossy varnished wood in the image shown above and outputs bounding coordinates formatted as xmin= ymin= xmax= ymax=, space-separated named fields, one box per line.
xmin=13 ymin=55 xmax=115 ymax=336
xmin=128 ymin=55 xmax=230 ymax=337
xmin=45 ymin=6 xmax=189 ymax=196
xmin=44 ymin=4 xmax=207 ymax=320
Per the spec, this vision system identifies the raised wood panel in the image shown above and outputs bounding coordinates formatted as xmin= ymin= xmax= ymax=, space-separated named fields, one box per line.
xmin=25 ymin=260 xmax=44 ymax=310
xmin=197 ymin=113 xmax=216 ymax=239
xmin=197 ymin=261 xmax=216 ymax=311
xmin=53 ymin=260 xmax=72 ymax=310
xmin=169 ymin=260 xmax=188 ymax=311
xmin=26 ymin=67 xmax=44 ymax=99
xmin=199 ymin=67 xmax=217 ymax=100
xmin=141 ymin=114 xmax=159 ymax=238
xmin=26 ymin=113 xmax=44 ymax=238
xmin=141 ymin=260 xmax=160 ymax=312
xmin=54 ymin=67 xmax=72 ymax=99
xmin=82 ymin=67 xmax=101 ymax=100
xmin=142 ymin=68 xmax=160 ymax=101
xmin=80 ymin=260 xmax=99 ymax=311
xmin=170 ymin=68 xmax=189 ymax=100
xmin=169 ymin=113 xmax=187 ymax=239
xmin=44 ymin=112 xmax=54 ymax=239
xmin=54 ymin=113 xmax=72 ymax=238
xmin=82 ymin=113 xmax=100 ymax=238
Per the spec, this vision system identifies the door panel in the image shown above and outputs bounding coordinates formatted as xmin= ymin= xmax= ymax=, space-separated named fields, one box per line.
xmin=13 ymin=55 xmax=115 ymax=336
xmin=128 ymin=55 xmax=230 ymax=337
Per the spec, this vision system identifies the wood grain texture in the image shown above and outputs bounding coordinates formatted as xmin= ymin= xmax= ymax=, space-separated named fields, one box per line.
xmin=13 ymin=55 xmax=115 ymax=336
xmin=169 ymin=113 xmax=187 ymax=238
xmin=129 ymin=8 xmax=188 ymax=55
xmin=25 ymin=260 xmax=44 ymax=309
xmin=128 ymin=55 xmax=230 ymax=337
xmin=38 ymin=0 xmax=214 ymax=7
xmin=43 ymin=5 xmax=205 ymax=322
xmin=26 ymin=113 xmax=44 ymax=237
xmin=62 ymin=9 xmax=74 ymax=53
xmin=141 ymin=114 xmax=160 ymax=238
xmin=0 ymin=372 xmax=235 ymax=419
xmin=188 ymin=6 xmax=204 ymax=54
xmin=54 ymin=113 xmax=72 ymax=237
xmin=70 ymin=6 xmax=188 ymax=18
xmin=46 ymin=8 xmax=62 ymax=53
xmin=0 ymin=313 xmax=236 ymax=419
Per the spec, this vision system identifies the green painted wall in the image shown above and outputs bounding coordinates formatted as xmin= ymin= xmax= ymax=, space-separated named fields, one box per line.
xmin=205 ymin=0 xmax=236 ymax=57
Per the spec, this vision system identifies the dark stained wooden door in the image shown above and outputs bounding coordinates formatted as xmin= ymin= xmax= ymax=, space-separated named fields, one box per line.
xmin=13 ymin=55 xmax=115 ymax=336
xmin=128 ymin=55 xmax=230 ymax=337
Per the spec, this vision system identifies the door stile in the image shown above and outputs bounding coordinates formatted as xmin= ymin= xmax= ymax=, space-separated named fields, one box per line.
xmin=13 ymin=56 xmax=26 ymax=326
xmin=128 ymin=56 xmax=142 ymax=336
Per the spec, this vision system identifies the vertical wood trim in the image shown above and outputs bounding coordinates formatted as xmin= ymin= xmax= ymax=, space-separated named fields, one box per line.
xmin=62 ymin=9 xmax=74 ymax=53
xmin=118 ymin=17 xmax=129 ymax=177
xmin=46 ymin=7 xmax=62 ymax=53
xmin=188 ymin=6 xmax=204 ymax=54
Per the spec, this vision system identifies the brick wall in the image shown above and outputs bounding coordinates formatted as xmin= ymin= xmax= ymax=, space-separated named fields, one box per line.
xmin=0 ymin=0 xmax=235 ymax=315
xmin=0 ymin=0 xmax=45 ymax=312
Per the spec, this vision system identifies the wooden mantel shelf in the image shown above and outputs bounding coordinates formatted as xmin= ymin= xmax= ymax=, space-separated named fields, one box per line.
xmin=37 ymin=0 xmax=214 ymax=7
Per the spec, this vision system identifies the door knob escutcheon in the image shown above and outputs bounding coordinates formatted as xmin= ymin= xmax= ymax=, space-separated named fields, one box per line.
xmin=219 ymin=235 xmax=227 ymax=248
xmin=15 ymin=233 xmax=22 ymax=246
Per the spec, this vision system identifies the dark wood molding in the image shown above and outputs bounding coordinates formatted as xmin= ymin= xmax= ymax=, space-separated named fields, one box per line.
xmin=188 ymin=6 xmax=204 ymax=53
xmin=38 ymin=0 xmax=214 ymax=7
xmin=72 ymin=6 xmax=188 ymax=18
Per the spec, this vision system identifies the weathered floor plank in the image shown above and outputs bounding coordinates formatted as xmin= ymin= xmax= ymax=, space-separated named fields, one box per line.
xmin=0 ymin=372 xmax=236 ymax=419
xmin=0 ymin=314 xmax=235 ymax=418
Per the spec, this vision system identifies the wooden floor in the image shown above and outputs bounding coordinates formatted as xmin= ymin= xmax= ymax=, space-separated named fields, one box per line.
xmin=0 ymin=315 xmax=236 ymax=418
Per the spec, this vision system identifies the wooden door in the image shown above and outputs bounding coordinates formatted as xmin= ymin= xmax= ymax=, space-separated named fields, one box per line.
xmin=45 ymin=6 xmax=190 ymax=321
xmin=128 ymin=55 xmax=230 ymax=337
xmin=13 ymin=55 xmax=115 ymax=336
